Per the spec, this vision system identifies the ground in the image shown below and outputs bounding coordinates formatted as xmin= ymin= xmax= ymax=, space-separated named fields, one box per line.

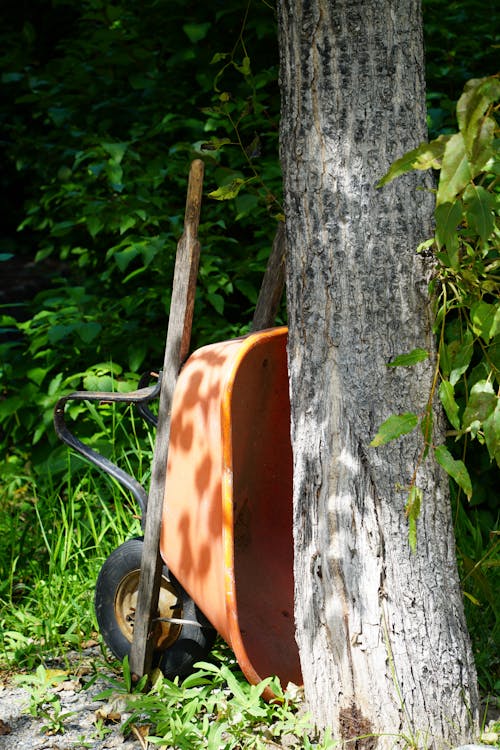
xmin=0 ymin=646 xmax=141 ymax=750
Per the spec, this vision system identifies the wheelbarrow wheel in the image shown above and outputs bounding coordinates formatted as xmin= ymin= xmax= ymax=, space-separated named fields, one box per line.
xmin=94 ymin=538 xmax=216 ymax=678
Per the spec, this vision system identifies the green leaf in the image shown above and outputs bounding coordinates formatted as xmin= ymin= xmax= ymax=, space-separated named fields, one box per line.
xmin=207 ymin=292 xmax=224 ymax=315
xmin=128 ymin=343 xmax=147 ymax=372
xmin=470 ymin=300 xmax=499 ymax=343
xmin=387 ymin=348 xmax=429 ymax=367
xmin=76 ymin=321 xmax=102 ymax=343
xmin=462 ymin=380 xmax=497 ymax=429
xmin=119 ymin=215 xmax=136 ymax=234
xmin=377 ymin=135 xmax=450 ymax=187
xmin=416 ymin=238 xmax=435 ymax=255
xmin=405 ymin=485 xmax=422 ymax=553
xmin=483 ymin=399 xmax=500 ymax=467
xmin=48 ymin=373 xmax=63 ymax=396
xmin=234 ymin=56 xmax=251 ymax=77
xmin=448 ymin=329 xmax=474 ymax=385
xmin=235 ymin=278 xmax=258 ymax=304
xmin=101 ymin=142 xmax=128 ymax=164
xmin=86 ymin=215 xmax=104 ymax=238
xmin=456 ymin=76 xmax=500 ymax=161
xmin=2 ymin=72 xmax=24 ymax=83
xmin=83 ymin=374 xmax=114 ymax=392
xmin=469 ymin=115 xmax=496 ymax=173
xmin=182 ymin=22 xmax=211 ymax=43
xmin=436 ymin=133 xmax=472 ymax=206
xmin=235 ymin=192 xmax=259 ymax=221
xmin=434 ymin=444 xmax=472 ymax=499
xmin=208 ymin=179 xmax=246 ymax=201
xmin=27 ymin=367 xmax=48 ymax=386
xmin=420 ymin=408 xmax=433 ymax=459
xmin=105 ymin=161 xmax=123 ymax=190
xmin=210 ymin=52 xmax=229 ymax=65
xmin=463 ymin=591 xmax=482 ymax=607
xmin=370 ymin=413 xmax=419 ymax=447
xmin=434 ymin=200 xmax=462 ymax=261
xmin=48 ymin=324 xmax=75 ymax=343
xmin=194 ymin=136 xmax=232 ymax=153
xmin=0 ymin=396 xmax=23 ymax=419
xmin=113 ymin=246 xmax=140 ymax=272
xmin=463 ymin=184 xmax=495 ymax=242
xmin=439 ymin=337 xmax=451 ymax=377
xmin=439 ymin=380 xmax=461 ymax=430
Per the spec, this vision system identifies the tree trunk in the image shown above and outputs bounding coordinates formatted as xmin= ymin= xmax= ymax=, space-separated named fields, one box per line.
xmin=277 ymin=1 xmax=479 ymax=747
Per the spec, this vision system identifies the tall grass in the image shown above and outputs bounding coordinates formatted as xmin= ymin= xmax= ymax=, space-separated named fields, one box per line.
xmin=0 ymin=403 xmax=148 ymax=668
xmin=0 ymin=401 xmax=498 ymax=707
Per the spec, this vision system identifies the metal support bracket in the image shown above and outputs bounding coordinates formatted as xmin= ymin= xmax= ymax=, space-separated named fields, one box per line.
xmin=53 ymin=373 xmax=162 ymax=524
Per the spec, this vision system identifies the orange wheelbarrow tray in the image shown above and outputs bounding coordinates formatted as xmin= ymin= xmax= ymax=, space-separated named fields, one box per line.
xmin=162 ymin=326 xmax=301 ymax=690
xmin=54 ymin=326 xmax=301 ymax=691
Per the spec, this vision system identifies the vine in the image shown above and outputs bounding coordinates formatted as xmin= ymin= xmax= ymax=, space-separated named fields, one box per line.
xmin=371 ymin=75 xmax=500 ymax=549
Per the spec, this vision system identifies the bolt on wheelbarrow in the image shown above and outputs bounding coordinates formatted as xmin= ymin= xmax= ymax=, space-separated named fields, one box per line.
xmin=53 ymin=161 xmax=301 ymax=695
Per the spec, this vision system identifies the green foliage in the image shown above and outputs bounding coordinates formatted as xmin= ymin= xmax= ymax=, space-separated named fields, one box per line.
xmin=98 ymin=654 xmax=337 ymax=749
xmin=375 ymin=74 xmax=499 ymax=484
xmin=0 ymin=0 xmax=282 ymax=475
xmin=0 ymin=432 xmax=143 ymax=669
xmin=423 ymin=0 xmax=500 ymax=137
xmin=370 ymin=413 xmax=420 ymax=448
xmin=452 ymin=482 xmax=499 ymax=695
xmin=14 ymin=664 xmax=76 ymax=735
xmin=374 ymin=75 xmax=499 ymax=695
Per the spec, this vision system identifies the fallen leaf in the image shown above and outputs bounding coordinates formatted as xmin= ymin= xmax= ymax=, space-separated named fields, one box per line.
xmin=95 ymin=706 xmax=122 ymax=724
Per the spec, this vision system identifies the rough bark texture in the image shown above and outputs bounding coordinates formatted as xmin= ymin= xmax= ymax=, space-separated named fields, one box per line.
xmin=277 ymin=1 xmax=479 ymax=747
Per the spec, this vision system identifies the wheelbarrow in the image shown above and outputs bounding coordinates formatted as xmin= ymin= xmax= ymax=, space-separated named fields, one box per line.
xmin=54 ymin=326 xmax=301 ymax=690
xmin=53 ymin=161 xmax=300 ymax=692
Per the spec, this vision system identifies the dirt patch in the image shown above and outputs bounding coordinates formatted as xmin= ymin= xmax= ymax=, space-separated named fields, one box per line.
xmin=0 ymin=647 xmax=140 ymax=750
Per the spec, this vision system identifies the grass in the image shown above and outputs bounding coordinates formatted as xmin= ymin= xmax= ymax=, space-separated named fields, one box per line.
xmin=0 ymin=403 xmax=146 ymax=669
xmin=0 ymin=403 xmax=498 ymax=747
xmin=107 ymin=652 xmax=338 ymax=750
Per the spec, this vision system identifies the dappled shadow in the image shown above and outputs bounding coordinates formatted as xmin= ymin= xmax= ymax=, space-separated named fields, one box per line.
xmin=159 ymin=330 xmax=301 ymax=688
xmin=161 ymin=341 xmax=238 ymax=637
xmin=230 ymin=335 xmax=301 ymax=686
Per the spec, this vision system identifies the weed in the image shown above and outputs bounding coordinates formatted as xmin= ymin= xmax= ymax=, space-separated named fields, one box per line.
xmin=94 ymin=654 xmax=337 ymax=749
xmin=94 ymin=655 xmax=149 ymax=699
xmin=14 ymin=664 xmax=76 ymax=735
xmin=480 ymin=718 xmax=500 ymax=747
xmin=90 ymin=717 xmax=114 ymax=741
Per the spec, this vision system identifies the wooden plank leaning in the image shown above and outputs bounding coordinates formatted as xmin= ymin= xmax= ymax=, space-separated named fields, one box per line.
xmin=251 ymin=221 xmax=286 ymax=332
xmin=129 ymin=159 xmax=204 ymax=682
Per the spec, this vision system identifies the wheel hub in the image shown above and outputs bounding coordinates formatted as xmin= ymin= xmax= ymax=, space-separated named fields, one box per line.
xmin=114 ymin=570 xmax=182 ymax=650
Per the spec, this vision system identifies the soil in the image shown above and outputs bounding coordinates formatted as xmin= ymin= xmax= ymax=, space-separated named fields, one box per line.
xmin=0 ymin=646 xmax=142 ymax=750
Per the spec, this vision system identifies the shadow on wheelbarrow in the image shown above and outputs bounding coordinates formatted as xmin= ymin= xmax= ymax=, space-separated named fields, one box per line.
xmin=161 ymin=326 xmax=301 ymax=690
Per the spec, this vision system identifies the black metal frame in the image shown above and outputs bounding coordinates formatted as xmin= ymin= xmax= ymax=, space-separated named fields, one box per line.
xmin=53 ymin=372 xmax=162 ymax=526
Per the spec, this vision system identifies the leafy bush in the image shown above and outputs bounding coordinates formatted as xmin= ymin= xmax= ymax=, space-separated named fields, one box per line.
xmin=0 ymin=0 xmax=282 ymax=474
xmin=101 ymin=654 xmax=336 ymax=750
xmin=375 ymin=75 xmax=499 ymax=482
xmin=374 ymin=75 xmax=499 ymax=692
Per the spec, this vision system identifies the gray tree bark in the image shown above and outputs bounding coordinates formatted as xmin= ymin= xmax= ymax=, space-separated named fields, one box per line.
xmin=277 ymin=1 xmax=479 ymax=747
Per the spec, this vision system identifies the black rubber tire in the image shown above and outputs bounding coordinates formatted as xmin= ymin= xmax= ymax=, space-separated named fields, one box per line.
xmin=94 ymin=538 xmax=216 ymax=679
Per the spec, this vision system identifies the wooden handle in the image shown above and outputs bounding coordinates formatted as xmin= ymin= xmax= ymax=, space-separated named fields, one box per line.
xmin=251 ymin=222 xmax=286 ymax=332
xmin=129 ymin=160 xmax=204 ymax=682
xmin=183 ymin=159 xmax=204 ymax=236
